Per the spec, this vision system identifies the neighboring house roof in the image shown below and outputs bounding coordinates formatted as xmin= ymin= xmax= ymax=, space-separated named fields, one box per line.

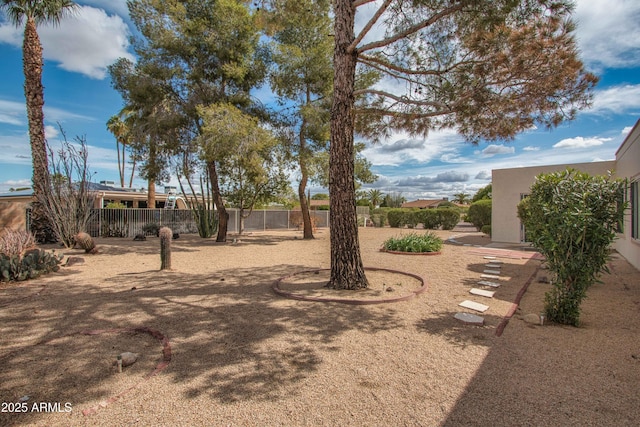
xmin=401 ymin=199 xmax=448 ymax=209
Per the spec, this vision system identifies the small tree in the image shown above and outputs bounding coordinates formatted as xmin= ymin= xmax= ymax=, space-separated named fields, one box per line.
xmin=518 ymin=169 xmax=626 ymax=326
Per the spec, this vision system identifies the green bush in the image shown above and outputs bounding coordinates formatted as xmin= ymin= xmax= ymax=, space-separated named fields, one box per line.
xmin=383 ymin=231 xmax=443 ymax=253
xmin=387 ymin=209 xmax=406 ymax=228
xmin=437 ymin=208 xmax=460 ymax=230
xmin=404 ymin=210 xmax=419 ymax=228
xmin=481 ymin=225 xmax=491 ymax=236
xmin=518 ymin=169 xmax=626 ymax=326
xmin=142 ymin=223 xmax=161 ymax=236
xmin=372 ymin=208 xmax=391 ymax=227
xmin=370 ymin=214 xmax=383 ymax=227
xmin=0 ymin=249 xmax=62 ymax=282
xmin=416 ymin=209 xmax=441 ymax=229
xmin=467 ymin=199 xmax=492 ymax=231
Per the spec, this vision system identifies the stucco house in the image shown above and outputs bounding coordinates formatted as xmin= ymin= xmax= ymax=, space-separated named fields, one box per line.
xmin=492 ymin=119 xmax=640 ymax=270
xmin=0 ymin=183 xmax=187 ymax=232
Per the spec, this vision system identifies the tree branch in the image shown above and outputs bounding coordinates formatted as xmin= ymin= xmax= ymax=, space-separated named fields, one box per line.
xmin=358 ymin=3 xmax=464 ymax=53
xmin=354 ymin=89 xmax=448 ymax=109
xmin=353 ymin=0 xmax=377 ymax=7
xmin=349 ymin=0 xmax=393 ymax=54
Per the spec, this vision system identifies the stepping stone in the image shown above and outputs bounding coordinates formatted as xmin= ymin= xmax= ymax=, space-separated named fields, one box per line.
xmin=470 ymin=288 xmax=495 ymax=298
xmin=481 ymin=274 xmax=501 ymax=280
xmin=483 ymin=269 xmax=501 ymax=275
xmin=454 ymin=312 xmax=485 ymax=325
xmin=459 ymin=300 xmax=489 ymax=312
xmin=478 ymin=280 xmax=501 ymax=288
xmin=485 ymin=263 xmax=502 ymax=268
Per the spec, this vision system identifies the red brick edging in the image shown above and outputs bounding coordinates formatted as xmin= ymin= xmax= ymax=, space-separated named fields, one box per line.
xmin=379 ymin=249 xmax=442 ymax=256
xmin=495 ymin=265 xmax=542 ymax=337
xmin=273 ymin=267 xmax=427 ymax=305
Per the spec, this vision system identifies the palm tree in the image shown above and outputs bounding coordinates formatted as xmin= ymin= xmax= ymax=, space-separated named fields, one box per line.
xmin=367 ymin=189 xmax=382 ymax=209
xmin=453 ymin=192 xmax=471 ymax=205
xmin=1 ymin=0 xmax=78 ymax=240
xmin=107 ymin=108 xmax=138 ymax=188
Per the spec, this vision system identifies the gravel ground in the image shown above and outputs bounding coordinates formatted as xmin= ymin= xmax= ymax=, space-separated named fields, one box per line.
xmin=0 ymin=226 xmax=638 ymax=426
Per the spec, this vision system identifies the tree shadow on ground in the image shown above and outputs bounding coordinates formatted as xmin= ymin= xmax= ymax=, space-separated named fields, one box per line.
xmin=0 ymin=263 xmax=404 ymax=423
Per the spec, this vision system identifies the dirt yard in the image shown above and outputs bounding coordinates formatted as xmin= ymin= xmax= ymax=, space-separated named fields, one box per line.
xmin=0 ymin=226 xmax=638 ymax=426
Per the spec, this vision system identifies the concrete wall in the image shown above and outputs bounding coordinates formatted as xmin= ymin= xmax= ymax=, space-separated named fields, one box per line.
xmin=492 ymin=161 xmax=616 ymax=244
xmin=614 ymin=121 xmax=640 ymax=270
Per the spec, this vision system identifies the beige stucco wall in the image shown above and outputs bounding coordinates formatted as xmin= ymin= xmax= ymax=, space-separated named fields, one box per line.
xmin=0 ymin=200 xmax=30 ymax=231
xmin=613 ymin=122 xmax=640 ymax=270
xmin=492 ymin=160 xmax=616 ymax=244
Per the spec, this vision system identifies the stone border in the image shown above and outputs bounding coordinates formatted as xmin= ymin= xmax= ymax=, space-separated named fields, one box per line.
xmin=379 ymin=248 xmax=442 ymax=256
xmin=273 ymin=267 xmax=427 ymax=305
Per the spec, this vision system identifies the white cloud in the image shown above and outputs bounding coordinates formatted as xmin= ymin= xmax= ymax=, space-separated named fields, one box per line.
xmin=482 ymin=145 xmax=515 ymax=156
xmin=78 ymin=0 xmax=130 ymax=19
xmin=553 ymin=136 xmax=612 ymax=149
xmin=522 ymin=146 xmax=540 ymax=151
xmin=589 ymin=84 xmax=640 ymax=115
xmin=362 ymin=128 xmax=466 ymax=166
xmin=0 ymin=5 xmax=134 ymax=79
xmin=575 ymin=0 xmax=640 ymax=69
xmin=44 ymin=125 xmax=59 ymax=139
xmin=622 ymin=126 xmax=633 ymax=135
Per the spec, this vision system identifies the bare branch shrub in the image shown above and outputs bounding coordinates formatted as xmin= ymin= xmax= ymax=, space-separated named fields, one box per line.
xmin=36 ymin=126 xmax=97 ymax=248
xmin=0 ymin=228 xmax=37 ymax=258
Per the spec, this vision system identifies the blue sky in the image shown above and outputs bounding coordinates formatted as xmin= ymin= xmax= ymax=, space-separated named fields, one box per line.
xmin=1 ymin=0 xmax=639 ymax=200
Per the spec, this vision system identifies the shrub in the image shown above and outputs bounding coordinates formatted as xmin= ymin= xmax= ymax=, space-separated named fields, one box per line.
xmin=105 ymin=202 xmax=127 ymax=209
xmin=404 ymin=210 xmax=419 ymax=228
xmin=383 ymin=231 xmax=443 ymax=253
xmin=0 ymin=229 xmax=36 ymax=258
xmin=518 ymin=168 xmax=626 ymax=326
xmin=416 ymin=209 xmax=441 ymax=229
xmin=437 ymin=208 xmax=461 ymax=230
xmin=467 ymin=199 xmax=492 ymax=231
xmin=481 ymin=225 xmax=491 ymax=236
xmin=0 ymin=249 xmax=62 ymax=282
xmin=387 ymin=209 xmax=406 ymax=228
xmin=372 ymin=208 xmax=390 ymax=227
xmin=142 ymin=223 xmax=161 ymax=236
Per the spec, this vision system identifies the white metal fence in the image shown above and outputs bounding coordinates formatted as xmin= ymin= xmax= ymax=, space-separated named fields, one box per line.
xmin=86 ymin=208 xmax=331 ymax=238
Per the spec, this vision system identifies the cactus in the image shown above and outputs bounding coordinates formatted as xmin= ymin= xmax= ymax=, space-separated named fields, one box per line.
xmin=0 ymin=249 xmax=62 ymax=282
xmin=74 ymin=232 xmax=98 ymax=254
xmin=159 ymin=227 xmax=172 ymax=270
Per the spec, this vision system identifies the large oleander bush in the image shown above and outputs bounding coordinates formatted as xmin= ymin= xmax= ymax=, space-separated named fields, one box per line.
xmin=518 ymin=169 xmax=626 ymax=326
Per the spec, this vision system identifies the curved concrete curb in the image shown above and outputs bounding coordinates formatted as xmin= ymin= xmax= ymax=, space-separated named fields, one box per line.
xmin=273 ymin=267 xmax=427 ymax=305
xmin=379 ymin=249 xmax=442 ymax=256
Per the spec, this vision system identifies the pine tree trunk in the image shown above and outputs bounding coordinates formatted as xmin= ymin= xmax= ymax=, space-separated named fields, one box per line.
xmin=207 ymin=161 xmax=228 ymax=242
xmin=23 ymin=17 xmax=53 ymax=242
xmin=298 ymin=116 xmax=314 ymax=239
xmin=328 ymin=0 xmax=369 ymax=290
